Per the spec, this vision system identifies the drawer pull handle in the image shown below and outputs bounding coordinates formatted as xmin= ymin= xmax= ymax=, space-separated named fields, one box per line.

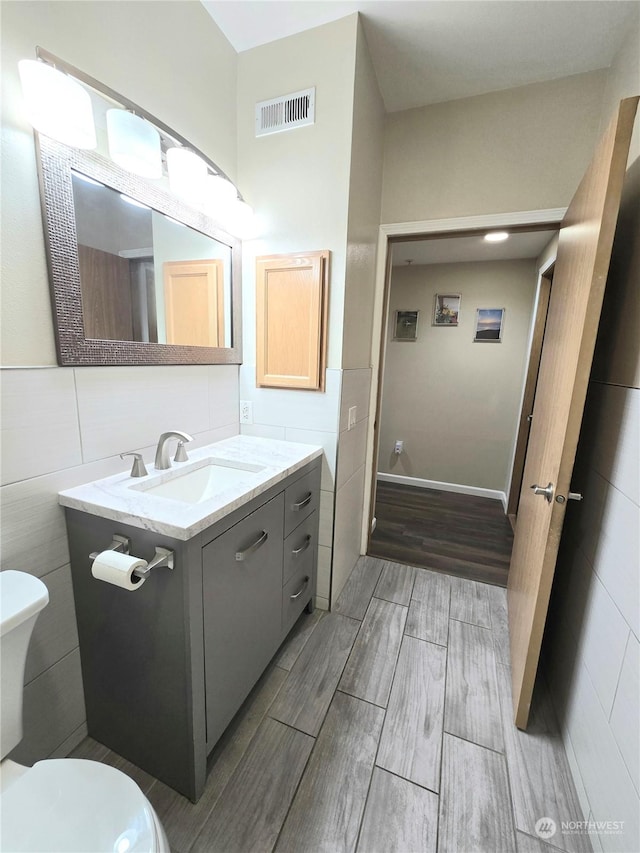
xmin=291 ymin=492 xmax=312 ymax=511
xmin=235 ymin=530 xmax=268 ymax=561
xmin=292 ymin=535 xmax=312 ymax=557
xmin=290 ymin=576 xmax=310 ymax=600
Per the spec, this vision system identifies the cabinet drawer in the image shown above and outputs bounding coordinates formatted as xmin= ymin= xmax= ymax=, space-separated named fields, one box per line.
xmin=202 ymin=492 xmax=284 ymax=749
xmin=283 ymin=511 xmax=316 ymax=588
xmin=282 ymin=564 xmax=313 ymax=635
xmin=284 ymin=466 xmax=320 ymax=537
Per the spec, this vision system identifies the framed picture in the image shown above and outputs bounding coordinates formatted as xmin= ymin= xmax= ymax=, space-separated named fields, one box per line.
xmin=474 ymin=308 xmax=505 ymax=342
xmin=433 ymin=293 xmax=460 ymax=326
xmin=393 ymin=310 xmax=419 ymax=341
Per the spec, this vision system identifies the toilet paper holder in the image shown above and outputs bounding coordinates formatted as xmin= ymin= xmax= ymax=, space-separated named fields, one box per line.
xmin=89 ymin=535 xmax=174 ymax=580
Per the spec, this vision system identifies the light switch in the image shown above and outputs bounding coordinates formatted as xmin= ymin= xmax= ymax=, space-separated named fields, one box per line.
xmin=348 ymin=406 xmax=357 ymax=430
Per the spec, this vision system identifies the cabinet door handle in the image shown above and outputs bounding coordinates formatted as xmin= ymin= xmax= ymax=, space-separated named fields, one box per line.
xmin=291 ymin=492 xmax=312 ymax=511
xmin=292 ymin=535 xmax=312 ymax=557
xmin=290 ymin=576 xmax=310 ymax=600
xmin=235 ymin=530 xmax=268 ymax=561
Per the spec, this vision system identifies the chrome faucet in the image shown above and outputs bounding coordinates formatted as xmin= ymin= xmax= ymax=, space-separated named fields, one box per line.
xmin=154 ymin=430 xmax=194 ymax=470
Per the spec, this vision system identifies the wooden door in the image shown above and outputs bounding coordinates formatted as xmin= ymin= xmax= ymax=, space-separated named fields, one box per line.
xmin=78 ymin=245 xmax=134 ymax=341
xmin=164 ymin=259 xmax=225 ymax=347
xmin=508 ymin=97 xmax=638 ymax=728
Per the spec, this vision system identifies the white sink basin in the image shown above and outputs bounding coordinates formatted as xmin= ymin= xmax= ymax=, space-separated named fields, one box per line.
xmin=133 ymin=458 xmax=266 ymax=504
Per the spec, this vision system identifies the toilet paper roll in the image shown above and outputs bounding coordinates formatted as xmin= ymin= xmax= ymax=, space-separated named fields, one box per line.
xmin=91 ymin=550 xmax=148 ymax=591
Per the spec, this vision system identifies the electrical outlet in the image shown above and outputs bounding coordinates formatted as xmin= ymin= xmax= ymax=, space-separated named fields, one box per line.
xmin=239 ymin=400 xmax=253 ymax=425
xmin=348 ymin=405 xmax=357 ymax=430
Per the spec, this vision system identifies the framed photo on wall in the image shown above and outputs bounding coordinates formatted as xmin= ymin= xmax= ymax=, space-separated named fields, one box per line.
xmin=474 ymin=308 xmax=505 ymax=342
xmin=393 ymin=310 xmax=419 ymax=341
xmin=433 ymin=293 xmax=461 ymax=326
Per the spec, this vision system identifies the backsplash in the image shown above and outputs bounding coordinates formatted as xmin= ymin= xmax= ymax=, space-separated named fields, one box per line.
xmin=0 ymin=363 xmax=239 ymax=764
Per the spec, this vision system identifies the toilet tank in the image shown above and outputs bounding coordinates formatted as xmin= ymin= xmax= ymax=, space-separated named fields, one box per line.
xmin=0 ymin=572 xmax=49 ymax=759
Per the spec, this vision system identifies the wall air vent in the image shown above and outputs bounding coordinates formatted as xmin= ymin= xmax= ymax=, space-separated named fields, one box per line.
xmin=255 ymin=87 xmax=315 ymax=137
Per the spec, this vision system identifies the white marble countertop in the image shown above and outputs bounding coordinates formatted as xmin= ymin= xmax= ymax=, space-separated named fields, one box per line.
xmin=58 ymin=435 xmax=323 ymax=540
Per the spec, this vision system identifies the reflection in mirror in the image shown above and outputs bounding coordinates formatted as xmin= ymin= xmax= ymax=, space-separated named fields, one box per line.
xmin=72 ymin=172 xmax=232 ymax=348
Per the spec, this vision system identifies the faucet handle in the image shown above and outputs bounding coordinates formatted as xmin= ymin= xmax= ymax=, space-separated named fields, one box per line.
xmin=120 ymin=452 xmax=148 ymax=478
xmin=174 ymin=441 xmax=189 ymax=463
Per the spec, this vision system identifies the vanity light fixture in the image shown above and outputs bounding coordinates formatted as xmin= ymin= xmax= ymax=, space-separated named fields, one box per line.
xmin=203 ymin=173 xmax=237 ymax=218
xmin=106 ymin=109 xmax=162 ymax=179
xmin=18 ymin=59 xmax=96 ymax=149
xmin=484 ymin=231 xmax=510 ymax=242
xmin=166 ymin=147 xmax=208 ymax=205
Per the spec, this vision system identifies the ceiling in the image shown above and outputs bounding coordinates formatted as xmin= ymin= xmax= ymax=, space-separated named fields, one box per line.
xmin=391 ymin=229 xmax=557 ymax=266
xmin=202 ymin=1 xmax=636 ymax=112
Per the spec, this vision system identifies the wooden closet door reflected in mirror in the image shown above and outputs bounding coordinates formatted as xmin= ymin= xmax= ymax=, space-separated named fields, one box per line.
xmin=164 ymin=259 xmax=225 ymax=347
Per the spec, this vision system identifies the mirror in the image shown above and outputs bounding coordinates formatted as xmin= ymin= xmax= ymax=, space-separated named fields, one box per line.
xmin=36 ymin=134 xmax=242 ymax=366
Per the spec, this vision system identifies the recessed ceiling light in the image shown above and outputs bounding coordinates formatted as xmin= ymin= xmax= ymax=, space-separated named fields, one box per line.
xmin=484 ymin=231 xmax=509 ymax=242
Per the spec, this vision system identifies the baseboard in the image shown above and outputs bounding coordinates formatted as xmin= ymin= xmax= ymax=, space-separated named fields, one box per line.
xmin=377 ymin=472 xmax=507 ymax=504
xmin=370 ymin=516 xmax=377 ymax=534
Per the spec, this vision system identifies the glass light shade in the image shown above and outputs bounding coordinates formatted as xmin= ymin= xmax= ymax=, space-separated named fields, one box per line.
xmin=106 ymin=109 xmax=162 ymax=179
xmin=203 ymin=174 xmax=237 ymax=218
xmin=18 ymin=59 xmax=96 ymax=149
xmin=166 ymin=147 xmax=207 ymax=204
xmin=227 ymin=199 xmax=257 ymax=239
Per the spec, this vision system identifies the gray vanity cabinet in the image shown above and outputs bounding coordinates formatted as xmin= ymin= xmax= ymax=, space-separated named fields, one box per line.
xmin=64 ymin=457 xmax=320 ymax=803
xmin=202 ymin=492 xmax=284 ymax=749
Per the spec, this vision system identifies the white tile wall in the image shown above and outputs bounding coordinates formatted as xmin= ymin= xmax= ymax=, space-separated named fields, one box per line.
xmin=610 ymin=634 xmax=639 ymax=793
xmin=1 ymin=369 xmax=82 ymax=485
xmin=318 ymin=489 xmax=335 ymax=548
xmin=239 ymin=363 xmax=342 ymax=433
xmin=332 ymin=465 xmax=366 ymax=606
xmin=240 ymin=423 xmax=286 ymax=440
xmin=547 ymin=383 xmax=640 ymax=853
xmin=285 ymin=427 xmax=337 ymax=491
xmin=564 ymin=661 xmax=639 ymax=853
xmin=317 ymin=544 xmax=332 ymax=600
xmin=74 ymin=366 xmax=213 ymax=462
xmin=339 ymin=368 xmax=372 ymax=432
xmin=24 ymin=564 xmax=79 ymax=685
xmin=336 ymin=416 xmax=368 ymax=490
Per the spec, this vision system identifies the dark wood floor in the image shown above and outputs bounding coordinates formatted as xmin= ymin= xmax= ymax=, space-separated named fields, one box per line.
xmin=369 ymin=482 xmax=514 ymax=587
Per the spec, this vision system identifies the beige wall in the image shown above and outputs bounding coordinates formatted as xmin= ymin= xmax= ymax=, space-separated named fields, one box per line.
xmin=543 ymin=12 xmax=640 ymax=849
xmin=0 ymin=1 xmax=241 ymax=763
xmin=236 ymin=15 xmax=360 ymax=610
xmin=381 ymin=70 xmax=607 ymax=224
xmin=332 ymin=20 xmax=384 ymax=605
xmin=378 ymin=259 xmax=537 ymax=494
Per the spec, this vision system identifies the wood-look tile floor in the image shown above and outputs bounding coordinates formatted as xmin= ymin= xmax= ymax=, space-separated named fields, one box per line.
xmin=370 ymin=482 xmax=514 ymax=587
xmin=72 ymin=557 xmax=590 ymax=853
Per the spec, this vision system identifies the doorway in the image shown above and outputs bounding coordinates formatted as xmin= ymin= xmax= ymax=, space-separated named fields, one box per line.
xmin=366 ymin=223 xmax=560 ymax=587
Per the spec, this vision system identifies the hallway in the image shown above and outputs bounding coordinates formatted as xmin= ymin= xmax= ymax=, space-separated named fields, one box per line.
xmin=71 ymin=557 xmax=588 ymax=853
xmin=370 ymin=482 xmax=514 ymax=586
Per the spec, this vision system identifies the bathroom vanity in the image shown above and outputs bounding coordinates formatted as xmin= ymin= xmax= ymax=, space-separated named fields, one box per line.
xmin=59 ymin=436 xmax=322 ymax=802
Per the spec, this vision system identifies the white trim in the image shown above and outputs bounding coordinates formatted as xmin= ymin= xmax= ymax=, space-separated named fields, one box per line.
xmin=501 ymin=492 xmax=508 ymax=514
xmin=380 ymin=208 xmax=566 ymax=238
xmin=377 ymin=472 xmax=507 ymax=504
xmin=361 ymin=208 xmax=568 ymax=553
xmin=370 ymin=516 xmax=377 ymax=534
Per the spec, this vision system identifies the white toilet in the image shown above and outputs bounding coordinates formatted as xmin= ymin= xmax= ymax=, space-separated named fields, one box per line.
xmin=0 ymin=570 xmax=170 ymax=852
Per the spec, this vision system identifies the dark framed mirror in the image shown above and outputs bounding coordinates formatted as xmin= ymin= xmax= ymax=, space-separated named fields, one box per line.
xmin=36 ymin=134 xmax=242 ymax=366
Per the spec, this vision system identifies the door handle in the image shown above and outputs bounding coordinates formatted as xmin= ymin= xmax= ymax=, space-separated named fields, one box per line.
xmin=530 ymin=482 xmax=554 ymax=503
xmin=235 ymin=530 xmax=268 ymax=561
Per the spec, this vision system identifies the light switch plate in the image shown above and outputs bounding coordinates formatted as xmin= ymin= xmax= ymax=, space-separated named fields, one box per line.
xmin=240 ymin=400 xmax=253 ymax=424
xmin=348 ymin=406 xmax=357 ymax=430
